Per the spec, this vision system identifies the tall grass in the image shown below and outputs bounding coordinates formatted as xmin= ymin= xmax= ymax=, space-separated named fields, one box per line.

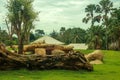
xmin=0 ymin=50 xmax=120 ymax=80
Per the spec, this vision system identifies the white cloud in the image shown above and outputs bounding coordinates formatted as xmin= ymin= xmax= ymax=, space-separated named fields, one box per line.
xmin=69 ymin=1 xmax=85 ymax=5
xmin=56 ymin=2 xmax=69 ymax=6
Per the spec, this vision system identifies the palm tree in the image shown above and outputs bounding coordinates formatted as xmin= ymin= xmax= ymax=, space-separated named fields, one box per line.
xmin=86 ymin=26 xmax=105 ymax=49
xmin=59 ymin=28 xmax=86 ymax=44
xmin=71 ymin=28 xmax=86 ymax=43
xmin=83 ymin=4 xmax=97 ymax=26
xmin=72 ymin=29 xmax=81 ymax=43
xmin=108 ymin=8 xmax=120 ymax=50
xmin=99 ymin=0 xmax=113 ymax=49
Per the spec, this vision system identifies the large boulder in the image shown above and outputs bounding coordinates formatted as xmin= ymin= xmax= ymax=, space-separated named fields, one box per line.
xmin=90 ymin=59 xmax=103 ymax=64
xmin=85 ymin=50 xmax=104 ymax=61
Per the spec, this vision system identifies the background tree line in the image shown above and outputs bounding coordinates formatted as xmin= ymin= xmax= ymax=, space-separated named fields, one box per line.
xmin=82 ymin=0 xmax=120 ymax=50
xmin=0 ymin=0 xmax=120 ymax=52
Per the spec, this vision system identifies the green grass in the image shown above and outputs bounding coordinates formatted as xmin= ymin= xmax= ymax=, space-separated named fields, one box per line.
xmin=0 ymin=50 xmax=120 ymax=80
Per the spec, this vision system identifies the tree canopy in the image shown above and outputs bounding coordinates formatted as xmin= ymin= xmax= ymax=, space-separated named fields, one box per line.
xmin=6 ymin=0 xmax=38 ymax=54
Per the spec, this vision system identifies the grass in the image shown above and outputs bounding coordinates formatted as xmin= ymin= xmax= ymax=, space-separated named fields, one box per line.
xmin=0 ymin=50 xmax=120 ymax=80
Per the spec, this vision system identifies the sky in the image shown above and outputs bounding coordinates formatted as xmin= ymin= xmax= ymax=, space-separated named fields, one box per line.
xmin=0 ymin=0 xmax=120 ymax=34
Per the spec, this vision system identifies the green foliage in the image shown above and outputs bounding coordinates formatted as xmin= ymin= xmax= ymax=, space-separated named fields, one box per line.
xmin=29 ymin=32 xmax=36 ymax=42
xmin=0 ymin=29 xmax=16 ymax=45
xmin=83 ymin=0 xmax=120 ymax=50
xmin=107 ymin=7 xmax=120 ymax=50
xmin=50 ymin=30 xmax=59 ymax=39
xmin=0 ymin=50 xmax=120 ymax=80
xmin=60 ymin=27 xmax=66 ymax=35
xmin=86 ymin=25 xmax=106 ymax=49
xmin=6 ymin=0 xmax=38 ymax=53
xmin=68 ymin=28 xmax=86 ymax=43
xmin=83 ymin=4 xmax=97 ymax=26
xmin=35 ymin=29 xmax=45 ymax=39
xmin=0 ymin=29 xmax=9 ymax=43
xmin=49 ymin=27 xmax=87 ymax=44
xmin=99 ymin=0 xmax=113 ymax=13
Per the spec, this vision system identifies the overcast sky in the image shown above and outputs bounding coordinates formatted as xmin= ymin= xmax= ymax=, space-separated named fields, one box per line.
xmin=0 ymin=0 xmax=119 ymax=33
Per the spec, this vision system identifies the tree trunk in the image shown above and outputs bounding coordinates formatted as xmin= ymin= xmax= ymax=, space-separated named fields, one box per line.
xmin=105 ymin=12 xmax=108 ymax=50
xmin=18 ymin=32 xmax=24 ymax=54
xmin=24 ymin=32 xmax=30 ymax=44
xmin=0 ymin=44 xmax=93 ymax=71
xmin=18 ymin=40 xmax=23 ymax=54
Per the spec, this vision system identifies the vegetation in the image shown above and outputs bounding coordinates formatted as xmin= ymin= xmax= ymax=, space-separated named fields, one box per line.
xmin=83 ymin=0 xmax=120 ymax=50
xmin=107 ymin=7 xmax=120 ymax=50
xmin=50 ymin=27 xmax=87 ymax=44
xmin=35 ymin=29 xmax=45 ymax=39
xmin=86 ymin=25 xmax=105 ymax=49
xmin=0 ymin=0 xmax=119 ymax=52
xmin=0 ymin=28 xmax=10 ymax=45
xmin=6 ymin=0 xmax=38 ymax=54
xmin=82 ymin=4 xmax=98 ymax=26
xmin=0 ymin=50 xmax=120 ymax=80
xmin=49 ymin=0 xmax=120 ymax=50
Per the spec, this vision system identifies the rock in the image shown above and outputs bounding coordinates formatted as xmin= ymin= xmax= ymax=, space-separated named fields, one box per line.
xmin=90 ymin=59 xmax=103 ymax=64
xmin=85 ymin=50 xmax=104 ymax=61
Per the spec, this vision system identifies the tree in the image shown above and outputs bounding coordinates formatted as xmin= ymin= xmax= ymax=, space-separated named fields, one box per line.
xmin=0 ymin=29 xmax=9 ymax=43
xmin=71 ymin=28 xmax=86 ymax=43
xmin=61 ymin=28 xmax=72 ymax=44
xmin=6 ymin=0 xmax=38 ymax=54
xmin=83 ymin=4 xmax=100 ymax=26
xmin=35 ymin=29 xmax=45 ymax=39
xmin=82 ymin=4 xmax=103 ymax=49
xmin=60 ymin=27 xmax=66 ymax=35
xmin=59 ymin=28 xmax=86 ymax=44
xmin=99 ymin=0 xmax=113 ymax=49
xmin=0 ymin=28 xmax=14 ymax=45
xmin=107 ymin=7 xmax=120 ymax=50
xmin=30 ymin=32 xmax=36 ymax=42
xmin=86 ymin=26 xmax=105 ymax=49
xmin=50 ymin=30 xmax=58 ymax=39
xmin=83 ymin=0 xmax=114 ymax=50
xmin=59 ymin=27 xmax=66 ymax=42
xmin=5 ymin=19 xmax=14 ymax=45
